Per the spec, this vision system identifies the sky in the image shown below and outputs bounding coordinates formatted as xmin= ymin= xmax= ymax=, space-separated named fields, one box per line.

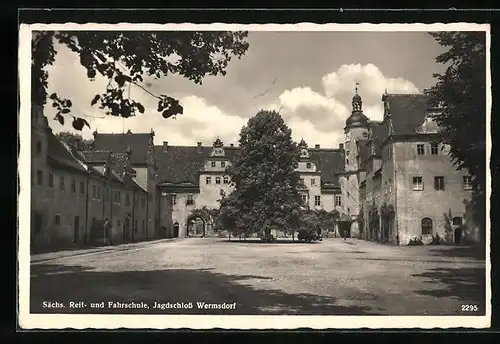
xmin=43 ymin=30 xmax=446 ymax=148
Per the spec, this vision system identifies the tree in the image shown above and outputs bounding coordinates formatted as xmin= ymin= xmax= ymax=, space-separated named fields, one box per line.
xmin=32 ymin=31 xmax=250 ymax=130
xmin=55 ymin=131 xmax=93 ymax=150
xmin=425 ymin=32 xmax=487 ymax=241
xmin=219 ymin=110 xmax=302 ymax=241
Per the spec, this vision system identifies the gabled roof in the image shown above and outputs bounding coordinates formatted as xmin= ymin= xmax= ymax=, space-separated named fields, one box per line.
xmin=386 ymin=94 xmax=431 ymax=136
xmin=154 ymin=145 xmax=239 ymax=184
xmin=92 ymin=132 xmax=151 ymax=164
xmin=47 ymin=130 xmax=88 ymax=174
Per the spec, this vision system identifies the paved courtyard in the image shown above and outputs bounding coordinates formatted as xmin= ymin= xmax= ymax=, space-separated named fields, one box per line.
xmin=29 ymin=237 xmax=486 ymax=315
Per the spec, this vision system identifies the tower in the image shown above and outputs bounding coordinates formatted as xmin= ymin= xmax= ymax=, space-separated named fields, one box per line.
xmin=344 ymin=83 xmax=370 ymax=172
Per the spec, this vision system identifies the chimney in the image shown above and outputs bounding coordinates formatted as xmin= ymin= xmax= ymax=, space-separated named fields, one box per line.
xmin=339 ymin=143 xmax=344 ymax=150
xmin=197 ymin=142 xmax=202 ymax=153
xmin=230 ymin=143 xmax=234 ymax=147
xmin=315 ymin=144 xmax=320 ymax=149
xmin=163 ymin=141 xmax=168 ymax=151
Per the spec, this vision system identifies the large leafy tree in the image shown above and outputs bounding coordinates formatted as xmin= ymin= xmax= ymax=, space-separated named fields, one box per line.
xmin=55 ymin=131 xmax=93 ymax=150
xmin=219 ymin=110 xmax=302 ymax=241
xmin=425 ymin=31 xmax=487 ymax=239
xmin=32 ymin=31 xmax=249 ymax=130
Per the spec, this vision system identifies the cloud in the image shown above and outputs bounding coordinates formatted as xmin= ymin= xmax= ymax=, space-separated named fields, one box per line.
xmin=44 ymin=43 xmax=418 ymax=150
xmin=255 ymin=63 xmax=419 ymax=147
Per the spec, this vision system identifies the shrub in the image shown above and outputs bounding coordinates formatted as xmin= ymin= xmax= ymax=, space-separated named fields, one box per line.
xmin=429 ymin=233 xmax=442 ymax=245
xmin=408 ymin=237 xmax=424 ymax=246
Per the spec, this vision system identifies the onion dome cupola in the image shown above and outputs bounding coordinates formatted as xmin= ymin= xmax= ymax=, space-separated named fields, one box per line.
xmin=211 ymin=137 xmax=225 ymax=156
xmin=298 ymin=138 xmax=310 ymax=158
xmin=345 ymin=83 xmax=369 ymax=129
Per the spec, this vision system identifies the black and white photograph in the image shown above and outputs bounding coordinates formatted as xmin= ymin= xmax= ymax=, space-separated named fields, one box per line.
xmin=19 ymin=23 xmax=491 ymax=329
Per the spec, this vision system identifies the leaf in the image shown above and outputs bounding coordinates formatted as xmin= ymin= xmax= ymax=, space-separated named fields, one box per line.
xmin=65 ymin=99 xmax=72 ymax=107
xmin=91 ymin=94 xmax=101 ymax=106
xmin=54 ymin=113 xmax=64 ymax=125
xmin=72 ymin=117 xmax=84 ymax=130
xmin=136 ymin=103 xmax=145 ymax=114
xmin=50 ymin=93 xmax=57 ymax=100
xmin=61 ymin=108 xmax=71 ymax=114
xmin=87 ymin=69 xmax=96 ymax=79
xmin=115 ymin=74 xmax=127 ymax=87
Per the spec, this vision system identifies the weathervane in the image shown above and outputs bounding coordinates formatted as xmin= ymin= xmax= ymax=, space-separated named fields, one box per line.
xmin=355 ymin=82 xmax=360 ymax=95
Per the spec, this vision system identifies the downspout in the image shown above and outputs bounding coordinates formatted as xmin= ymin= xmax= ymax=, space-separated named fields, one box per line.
xmin=132 ymin=188 xmax=136 ymax=241
xmin=146 ymin=190 xmax=149 ymax=240
xmin=110 ymin=181 xmax=113 ymax=243
xmin=84 ymin=173 xmax=89 ymax=245
xmin=391 ymin=137 xmax=399 ymax=246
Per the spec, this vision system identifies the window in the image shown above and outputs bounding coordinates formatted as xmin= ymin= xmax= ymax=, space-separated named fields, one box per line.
xmin=347 ymin=208 xmax=350 ymax=214
xmin=71 ymin=179 xmax=76 ymax=194
xmin=335 ymin=195 xmax=342 ymax=207
xmin=388 ymin=179 xmax=392 ymax=193
xmin=431 ymin=143 xmax=439 ymax=155
xmin=417 ymin=144 xmax=425 ymax=155
xmin=211 ymin=161 xmax=216 ymax=168
xmin=452 ymin=217 xmax=463 ymax=226
xmin=59 ymin=176 xmax=65 ymax=190
xmin=421 ymin=218 xmax=433 ymax=235
xmin=306 ymin=162 xmax=311 ymax=169
xmin=186 ymin=194 xmax=194 ymax=206
xmin=221 ymin=161 xmax=226 ymax=168
xmin=141 ymin=197 xmax=146 ymax=209
xmin=301 ymin=194 xmax=307 ymax=205
xmin=434 ymin=176 xmax=445 ymax=190
xmin=384 ymin=181 xmax=388 ymax=194
xmin=80 ymin=181 xmax=85 ymax=194
xmin=215 ymin=176 xmax=221 ymax=184
xmin=104 ymin=187 xmax=108 ymax=201
xmin=36 ymin=170 xmax=43 ymax=186
xmin=36 ymin=140 xmax=42 ymax=154
xmin=54 ymin=214 xmax=61 ymax=226
xmin=346 ymin=150 xmax=350 ymax=156
xmin=463 ymin=176 xmax=473 ymax=190
xmin=223 ymin=176 xmax=230 ymax=184
xmin=92 ymin=185 xmax=97 ymax=199
xmin=114 ymin=190 xmax=121 ymax=204
xmin=142 ymin=220 xmax=145 ymax=232
xmin=310 ymin=178 xmax=315 ymax=186
xmin=125 ymin=193 xmax=130 ymax=206
xmin=97 ymin=186 xmax=102 ymax=200
xmin=412 ymin=176 xmax=423 ymax=191
xmin=346 ymin=159 xmax=349 ymax=166
xmin=300 ymin=178 xmax=305 ymax=185
xmin=48 ymin=173 xmax=54 ymax=188
xmin=171 ymin=194 xmax=177 ymax=205
xmin=134 ymin=220 xmax=138 ymax=233
xmin=117 ymin=219 xmax=121 ymax=228
xmin=206 ymin=176 xmax=212 ymax=184
xmin=314 ymin=195 xmax=321 ymax=207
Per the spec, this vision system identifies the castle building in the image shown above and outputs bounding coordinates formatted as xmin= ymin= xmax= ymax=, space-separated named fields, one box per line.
xmin=30 ymin=87 xmax=481 ymax=249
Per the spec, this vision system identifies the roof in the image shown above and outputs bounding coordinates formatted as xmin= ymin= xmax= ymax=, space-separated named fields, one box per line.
xmin=91 ymin=132 xmax=152 ymax=164
xmin=155 ymin=145 xmax=344 ymax=188
xmin=386 ymin=94 xmax=431 ymax=136
xmin=47 ymin=130 xmax=89 ymax=174
xmin=370 ymin=121 xmax=384 ymax=155
xmin=155 ymin=145 xmax=239 ymax=185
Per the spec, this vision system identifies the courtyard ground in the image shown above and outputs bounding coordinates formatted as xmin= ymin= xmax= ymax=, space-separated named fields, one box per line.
xmin=29 ymin=237 xmax=486 ymax=315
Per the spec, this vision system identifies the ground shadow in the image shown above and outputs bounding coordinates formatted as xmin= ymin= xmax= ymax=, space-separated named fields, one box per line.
xmin=427 ymin=246 xmax=486 ymax=260
xmin=411 ymin=266 xmax=486 ymax=315
xmin=30 ymin=264 xmax=375 ymax=315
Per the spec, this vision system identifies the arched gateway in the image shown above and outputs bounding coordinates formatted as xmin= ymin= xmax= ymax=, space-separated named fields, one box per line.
xmin=185 ymin=208 xmax=215 ymax=238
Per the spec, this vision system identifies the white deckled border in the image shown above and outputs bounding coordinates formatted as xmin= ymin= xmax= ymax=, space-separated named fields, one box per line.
xmin=18 ymin=22 xmax=492 ymax=330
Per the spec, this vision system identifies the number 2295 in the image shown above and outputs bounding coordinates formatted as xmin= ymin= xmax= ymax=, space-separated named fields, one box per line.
xmin=461 ymin=304 xmax=478 ymax=312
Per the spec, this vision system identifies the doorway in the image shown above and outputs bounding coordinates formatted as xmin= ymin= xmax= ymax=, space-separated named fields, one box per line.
xmin=73 ymin=216 xmax=80 ymax=244
xmin=173 ymin=222 xmax=179 ymax=238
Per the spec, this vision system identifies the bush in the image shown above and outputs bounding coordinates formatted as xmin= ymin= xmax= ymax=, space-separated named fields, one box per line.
xmin=408 ymin=237 xmax=424 ymax=246
xmin=429 ymin=233 xmax=442 ymax=245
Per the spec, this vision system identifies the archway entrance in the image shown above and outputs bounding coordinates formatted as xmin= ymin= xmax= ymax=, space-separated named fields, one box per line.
xmin=186 ymin=216 xmax=206 ymax=237
xmin=173 ymin=222 xmax=180 ymax=238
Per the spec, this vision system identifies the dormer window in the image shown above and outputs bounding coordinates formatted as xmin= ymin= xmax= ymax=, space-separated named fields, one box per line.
xmin=306 ymin=162 xmax=311 ymax=169
xmin=211 ymin=161 xmax=216 ymax=168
